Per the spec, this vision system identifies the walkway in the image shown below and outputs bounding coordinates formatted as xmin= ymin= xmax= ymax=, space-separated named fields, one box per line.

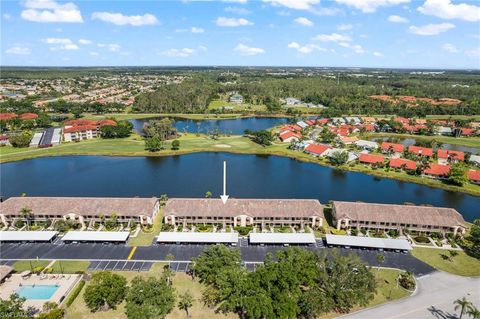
xmin=339 ymin=271 xmax=480 ymax=319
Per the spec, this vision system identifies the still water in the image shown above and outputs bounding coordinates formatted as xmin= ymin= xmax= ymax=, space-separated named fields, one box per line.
xmin=1 ymin=154 xmax=478 ymax=221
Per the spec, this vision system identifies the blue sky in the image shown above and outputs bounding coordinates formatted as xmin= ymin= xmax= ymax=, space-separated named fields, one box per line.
xmin=2 ymin=0 xmax=479 ymax=68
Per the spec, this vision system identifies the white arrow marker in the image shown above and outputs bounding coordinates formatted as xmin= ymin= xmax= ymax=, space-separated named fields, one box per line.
xmin=220 ymin=160 xmax=229 ymax=204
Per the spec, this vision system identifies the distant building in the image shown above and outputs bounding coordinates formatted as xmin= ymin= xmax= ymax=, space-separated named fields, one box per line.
xmin=354 ymin=140 xmax=378 ymax=151
xmin=285 ymin=97 xmax=302 ymax=105
xmin=279 ymin=131 xmax=301 ymax=143
xmin=468 ymin=170 xmax=480 ymax=185
xmin=332 ymin=201 xmax=466 ymax=236
xmin=437 ymin=149 xmax=465 ymax=164
xmin=423 ymin=163 xmax=451 ymax=179
xmin=381 ymin=142 xmax=405 ymax=157
xmin=304 ymin=143 xmax=331 ymax=157
xmin=63 ymin=119 xmax=116 ymax=142
xmin=229 ymin=94 xmax=244 ymax=104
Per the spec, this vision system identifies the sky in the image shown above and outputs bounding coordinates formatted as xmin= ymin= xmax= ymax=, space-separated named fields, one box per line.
xmin=1 ymin=0 xmax=479 ymax=69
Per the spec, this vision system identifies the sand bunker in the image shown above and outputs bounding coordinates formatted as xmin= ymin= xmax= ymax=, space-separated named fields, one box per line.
xmin=214 ymin=144 xmax=232 ymax=148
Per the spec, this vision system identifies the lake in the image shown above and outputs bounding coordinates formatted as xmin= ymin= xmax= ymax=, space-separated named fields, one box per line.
xmin=130 ymin=117 xmax=291 ymax=135
xmin=1 ymin=154 xmax=479 ymax=221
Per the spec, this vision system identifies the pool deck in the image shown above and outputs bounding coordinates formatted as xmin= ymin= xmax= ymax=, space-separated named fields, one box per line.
xmin=0 ymin=274 xmax=81 ymax=310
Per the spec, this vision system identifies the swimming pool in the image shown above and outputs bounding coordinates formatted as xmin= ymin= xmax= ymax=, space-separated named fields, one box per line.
xmin=17 ymin=285 xmax=59 ymax=300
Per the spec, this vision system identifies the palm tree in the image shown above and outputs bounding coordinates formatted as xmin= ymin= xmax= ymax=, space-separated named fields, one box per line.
xmin=454 ymin=297 xmax=472 ymax=319
xmin=20 ymin=207 xmax=33 ymax=230
xmin=467 ymin=305 xmax=480 ymax=319
xmin=178 ymin=290 xmax=193 ymax=318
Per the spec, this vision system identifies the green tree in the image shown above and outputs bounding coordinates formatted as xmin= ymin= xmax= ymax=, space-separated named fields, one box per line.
xmin=143 ymin=118 xmax=178 ymax=140
xmin=178 ymin=291 xmax=194 ymax=318
xmin=9 ymin=131 xmax=33 ymax=148
xmin=454 ymin=297 xmax=472 ymax=319
xmin=0 ymin=293 xmax=27 ymax=319
xmin=171 ymin=139 xmax=180 ymax=150
xmin=38 ymin=302 xmax=65 ymax=319
xmin=447 ymin=163 xmax=467 ymax=186
xmin=205 ymin=191 xmax=212 ymax=198
xmin=329 ymin=150 xmax=349 ymax=166
xmin=467 ymin=305 xmax=480 ymax=319
xmin=249 ymin=130 xmax=274 ymax=146
xmin=125 ymin=275 xmax=175 ymax=319
xmin=83 ymin=271 xmax=127 ymax=312
xmin=145 ymin=135 xmax=164 ymax=152
xmin=192 ymin=245 xmax=242 ymax=286
xmin=318 ymin=127 xmax=336 ymax=143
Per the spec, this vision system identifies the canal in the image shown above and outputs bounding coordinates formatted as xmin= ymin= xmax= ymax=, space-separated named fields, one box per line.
xmin=1 ymin=153 xmax=479 ymax=221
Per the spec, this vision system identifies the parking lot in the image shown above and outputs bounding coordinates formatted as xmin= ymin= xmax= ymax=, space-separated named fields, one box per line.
xmin=88 ymin=260 xmax=154 ymax=272
xmin=0 ymin=241 xmax=436 ymax=276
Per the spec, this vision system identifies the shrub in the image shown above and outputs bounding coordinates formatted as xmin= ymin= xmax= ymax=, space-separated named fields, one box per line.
xmin=66 ymin=280 xmax=85 ymax=307
xmin=234 ymin=226 xmax=253 ymax=236
xmin=15 ymin=220 xmax=25 ymax=228
xmin=414 ymin=236 xmax=430 ymax=244
xmin=350 ymin=228 xmax=359 ymax=236
xmin=161 ymin=223 xmax=174 ymax=231
xmin=33 ymin=266 xmax=45 ymax=274
xmin=398 ymin=272 xmax=416 ymax=290
xmin=387 ymin=229 xmax=398 ymax=238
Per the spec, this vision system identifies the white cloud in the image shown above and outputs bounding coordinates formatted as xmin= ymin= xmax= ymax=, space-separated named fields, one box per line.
xmin=442 ymin=43 xmax=458 ymax=53
xmin=294 ymin=17 xmax=314 ymax=26
xmin=41 ymin=37 xmax=79 ymax=50
xmin=191 ymin=27 xmax=204 ymax=33
xmin=89 ymin=52 xmax=99 ymax=56
xmin=465 ymin=48 xmax=480 ymax=57
xmin=234 ymin=43 xmax=265 ymax=56
xmin=6 ymin=46 xmax=31 ymax=55
xmin=409 ymin=23 xmax=455 ymax=36
xmin=21 ymin=0 xmax=83 ymax=23
xmin=92 ymin=12 xmax=158 ymax=26
xmin=313 ymin=33 xmax=351 ymax=42
xmin=3 ymin=13 xmax=12 ymax=20
xmin=263 ymin=0 xmax=319 ymax=10
xmin=78 ymin=39 xmax=92 ymax=45
xmin=288 ymin=42 xmax=326 ymax=54
xmin=162 ymin=48 xmax=196 ymax=57
xmin=215 ymin=17 xmax=253 ymax=27
xmin=224 ymin=6 xmax=251 ymax=14
xmin=418 ymin=0 xmax=480 ymax=22
xmin=337 ymin=23 xmax=352 ymax=30
xmin=97 ymin=43 xmax=121 ymax=52
xmin=373 ymin=51 xmax=383 ymax=57
xmin=388 ymin=15 xmax=408 ymax=23
xmin=222 ymin=0 xmax=248 ymax=3
xmin=335 ymin=0 xmax=410 ymax=13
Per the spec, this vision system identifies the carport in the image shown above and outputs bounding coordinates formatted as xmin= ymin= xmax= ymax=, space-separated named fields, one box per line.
xmin=249 ymin=232 xmax=316 ymax=245
xmin=62 ymin=231 xmax=130 ymax=243
xmin=325 ymin=234 xmax=412 ymax=251
xmin=156 ymin=232 xmax=239 ymax=245
xmin=0 ymin=231 xmax=58 ymax=243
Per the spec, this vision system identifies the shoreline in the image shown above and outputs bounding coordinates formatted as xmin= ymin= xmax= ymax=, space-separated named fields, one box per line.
xmin=1 ymin=140 xmax=479 ymax=198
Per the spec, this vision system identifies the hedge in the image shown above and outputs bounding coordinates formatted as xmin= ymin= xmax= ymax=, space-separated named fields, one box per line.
xmin=66 ymin=280 xmax=85 ymax=307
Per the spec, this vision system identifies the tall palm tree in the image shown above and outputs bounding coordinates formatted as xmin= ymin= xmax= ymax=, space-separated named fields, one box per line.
xmin=19 ymin=207 xmax=33 ymax=230
xmin=454 ymin=297 xmax=472 ymax=319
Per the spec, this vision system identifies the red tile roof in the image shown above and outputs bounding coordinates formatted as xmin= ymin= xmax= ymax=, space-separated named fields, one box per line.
xmin=468 ymin=170 xmax=480 ymax=182
xmin=362 ymin=124 xmax=375 ymax=132
xmin=65 ymin=119 xmax=96 ymax=126
xmin=63 ymin=125 xmax=98 ymax=133
xmin=359 ymin=153 xmax=385 ymax=164
xmin=424 ymin=164 xmax=451 ymax=176
xmin=460 ymin=128 xmax=474 ymax=136
xmin=19 ymin=113 xmax=38 ymax=120
xmin=305 ymin=120 xmax=316 ymax=126
xmin=316 ymin=119 xmax=329 ymax=125
xmin=394 ymin=117 xmax=409 ymax=124
xmin=0 ymin=135 xmax=9 ymax=141
xmin=0 ymin=113 xmax=17 ymax=121
xmin=408 ymin=145 xmax=434 ymax=157
xmin=389 ymin=158 xmax=416 ymax=170
xmin=437 ymin=149 xmax=465 ymax=161
xmin=381 ymin=142 xmax=404 ymax=153
xmin=97 ymin=119 xmax=117 ymax=127
xmin=304 ymin=143 xmax=330 ymax=156
xmin=279 ymin=131 xmax=301 ymax=141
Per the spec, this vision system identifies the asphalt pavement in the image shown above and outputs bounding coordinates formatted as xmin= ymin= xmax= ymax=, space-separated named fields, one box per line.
xmin=339 ymin=271 xmax=480 ymax=319
xmin=0 ymin=242 xmax=435 ymax=276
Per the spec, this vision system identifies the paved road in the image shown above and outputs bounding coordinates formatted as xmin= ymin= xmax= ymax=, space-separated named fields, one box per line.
xmin=0 ymin=242 xmax=435 ymax=275
xmin=340 ymin=271 xmax=480 ymax=319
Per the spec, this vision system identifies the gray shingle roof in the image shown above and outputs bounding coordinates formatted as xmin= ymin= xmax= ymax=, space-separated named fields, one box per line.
xmin=165 ymin=198 xmax=323 ymax=218
xmin=332 ymin=201 xmax=465 ymax=228
xmin=0 ymin=197 xmax=158 ymax=217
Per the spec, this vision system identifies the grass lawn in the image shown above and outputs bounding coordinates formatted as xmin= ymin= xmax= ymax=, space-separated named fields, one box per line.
xmin=411 ymin=247 xmax=480 ymax=277
xmin=50 ymin=261 xmax=90 ymax=274
xmin=127 ymin=208 xmax=164 ymax=247
xmin=65 ymin=264 xmax=235 ymax=319
xmin=12 ymin=260 xmax=50 ymax=272
xmin=208 ymin=99 xmax=267 ymax=112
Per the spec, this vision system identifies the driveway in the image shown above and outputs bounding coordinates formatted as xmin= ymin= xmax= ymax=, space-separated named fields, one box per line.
xmin=339 ymin=271 xmax=480 ymax=319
